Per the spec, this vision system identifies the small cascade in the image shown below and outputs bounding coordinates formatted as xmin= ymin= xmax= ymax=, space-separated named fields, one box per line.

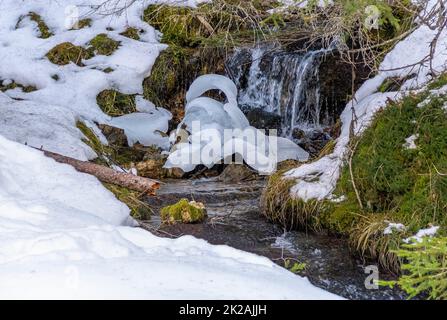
xmin=226 ymin=46 xmax=328 ymax=139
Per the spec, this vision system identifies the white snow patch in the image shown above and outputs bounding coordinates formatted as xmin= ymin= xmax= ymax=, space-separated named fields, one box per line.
xmin=384 ymin=223 xmax=406 ymax=235
xmin=109 ymin=111 xmax=172 ymax=149
xmin=403 ymin=134 xmax=419 ymax=150
xmin=0 ymin=0 xmax=173 ymax=159
xmin=404 ymin=226 xmax=440 ymax=243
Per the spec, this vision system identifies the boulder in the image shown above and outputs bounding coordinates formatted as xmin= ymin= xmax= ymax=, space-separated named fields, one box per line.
xmin=218 ymin=164 xmax=258 ymax=183
xmin=97 ymin=123 xmax=128 ymax=147
xmin=161 ymin=198 xmax=207 ymax=224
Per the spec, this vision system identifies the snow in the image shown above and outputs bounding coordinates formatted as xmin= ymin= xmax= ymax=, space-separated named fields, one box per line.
xmin=404 ymin=226 xmax=440 ymax=243
xmin=0 ymin=0 xmax=174 ymax=159
xmin=384 ymin=223 xmax=406 ymax=235
xmin=0 ymin=135 xmax=339 ymax=299
xmin=275 ymin=0 xmax=333 ymax=11
xmin=165 ymin=75 xmax=309 ymax=174
xmin=403 ymin=134 xmax=419 ymax=150
xmin=286 ymin=0 xmax=447 ymax=201
xmin=109 ymin=111 xmax=172 ymax=149
xmin=0 ymin=0 xmax=338 ymax=299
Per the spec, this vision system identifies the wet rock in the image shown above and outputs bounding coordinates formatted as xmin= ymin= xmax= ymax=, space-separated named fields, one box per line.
xmin=292 ymin=128 xmax=306 ymax=140
xmin=98 ymin=123 xmax=128 ymax=147
xmin=136 ymin=149 xmax=184 ymax=179
xmin=318 ymin=52 xmax=371 ymax=125
xmin=136 ymin=158 xmax=167 ymax=180
xmin=243 ymin=107 xmax=282 ymax=133
xmin=218 ymin=164 xmax=258 ymax=183
xmin=298 ymin=130 xmax=332 ymax=157
xmin=166 ymin=167 xmax=185 ymax=179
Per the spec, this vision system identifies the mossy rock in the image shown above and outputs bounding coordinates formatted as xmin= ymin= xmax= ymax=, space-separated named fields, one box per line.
xmin=161 ymin=199 xmax=207 ymax=224
xmin=46 ymin=42 xmax=93 ymax=66
xmin=96 ymin=90 xmax=136 ymax=117
xmin=87 ymin=33 xmax=120 ymax=56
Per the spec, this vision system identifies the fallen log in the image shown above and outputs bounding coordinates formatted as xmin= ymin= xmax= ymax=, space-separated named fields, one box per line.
xmin=35 ymin=148 xmax=161 ymax=195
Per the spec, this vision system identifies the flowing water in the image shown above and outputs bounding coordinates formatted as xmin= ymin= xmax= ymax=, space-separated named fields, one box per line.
xmin=226 ymin=46 xmax=328 ymax=138
xmin=144 ymin=179 xmax=405 ymax=300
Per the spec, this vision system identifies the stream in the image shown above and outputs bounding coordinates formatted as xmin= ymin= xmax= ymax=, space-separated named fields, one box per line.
xmin=143 ymin=178 xmax=406 ymax=300
xmin=139 ymin=45 xmax=405 ymax=300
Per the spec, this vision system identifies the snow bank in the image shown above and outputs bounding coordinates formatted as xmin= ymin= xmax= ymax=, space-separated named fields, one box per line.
xmin=165 ymin=75 xmax=309 ymax=174
xmin=0 ymin=0 xmax=176 ymax=159
xmin=0 ymin=136 xmax=339 ymax=299
xmin=286 ymin=0 xmax=447 ymax=201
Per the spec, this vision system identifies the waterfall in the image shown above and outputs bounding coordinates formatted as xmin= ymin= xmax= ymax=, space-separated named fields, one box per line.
xmin=226 ymin=46 xmax=327 ymax=139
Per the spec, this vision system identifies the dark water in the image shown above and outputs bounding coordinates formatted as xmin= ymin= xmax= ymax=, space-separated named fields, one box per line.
xmin=143 ymin=178 xmax=405 ymax=300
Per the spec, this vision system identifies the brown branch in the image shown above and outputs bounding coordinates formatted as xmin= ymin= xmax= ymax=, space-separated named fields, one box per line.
xmin=34 ymin=148 xmax=160 ymax=195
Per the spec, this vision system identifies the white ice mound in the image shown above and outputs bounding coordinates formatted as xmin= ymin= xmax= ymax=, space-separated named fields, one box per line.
xmin=164 ymin=74 xmax=309 ymax=174
xmin=108 ymin=101 xmax=172 ymax=150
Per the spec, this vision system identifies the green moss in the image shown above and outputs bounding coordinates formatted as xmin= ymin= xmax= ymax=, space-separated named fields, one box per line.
xmin=102 ymin=67 xmax=114 ymax=73
xmin=46 ymin=42 xmax=93 ymax=66
xmin=324 ymin=81 xmax=447 ymax=272
xmin=339 ymin=93 xmax=447 ymax=228
xmin=77 ymin=18 xmax=92 ymax=29
xmin=76 ymin=121 xmax=105 ymax=156
xmin=28 ymin=12 xmax=53 ymax=39
xmin=161 ymin=198 xmax=207 ymax=224
xmin=96 ymin=90 xmax=136 ymax=117
xmin=427 ymin=72 xmax=447 ymax=90
xmin=143 ymin=5 xmax=203 ymax=47
xmin=262 ymin=75 xmax=447 ymax=274
xmin=0 ymin=80 xmax=37 ymax=93
xmin=76 ymin=121 xmax=146 ymax=168
xmin=88 ymin=34 xmax=120 ymax=56
xmin=120 ymin=27 xmax=140 ymax=40
xmin=378 ymin=77 xmax=401 ymax=93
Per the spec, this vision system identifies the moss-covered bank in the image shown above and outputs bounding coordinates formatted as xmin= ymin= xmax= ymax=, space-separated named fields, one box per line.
xmin=262 ymin=74 xmax=447 ymax=275
xmin=141 ymin=1 xmax=279 ymax=125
